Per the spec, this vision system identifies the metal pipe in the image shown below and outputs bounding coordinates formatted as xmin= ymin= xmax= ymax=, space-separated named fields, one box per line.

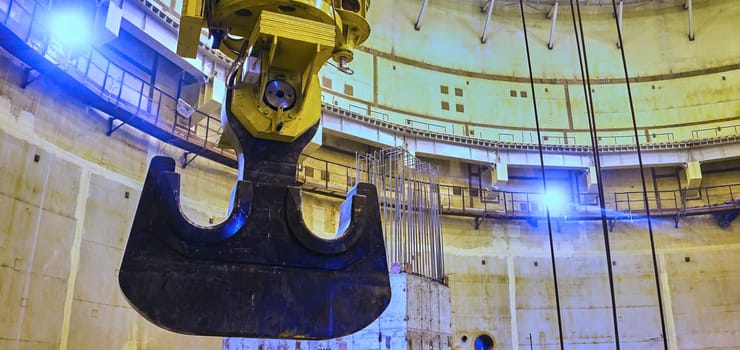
xmin=547 ymin=2 xmax=559 ymax=49
xmin=414 ymin=0 xmax=429 ymax=31
xmin=481 ymin=0 xmax=495 ymax=43
xmin=616 ymin=1 xmax=623 ymax=48
xmin=687 ymin=0 xmax=695 ymax=40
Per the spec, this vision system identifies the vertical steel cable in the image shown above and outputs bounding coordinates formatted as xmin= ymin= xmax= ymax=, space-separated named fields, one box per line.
xmin=609 ymin=1 xmax=669 ymax=348
xmin=517 ymin=1 xmax=565 ymax=349
xmin=434 ymin=173 xmax=441 ymax=281
xmin=569 ymin=0 xmax=621 ymax=347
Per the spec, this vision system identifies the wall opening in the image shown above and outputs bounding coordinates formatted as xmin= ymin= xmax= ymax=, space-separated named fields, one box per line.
xmin=475 ymin=334 xmax=494 ymax=350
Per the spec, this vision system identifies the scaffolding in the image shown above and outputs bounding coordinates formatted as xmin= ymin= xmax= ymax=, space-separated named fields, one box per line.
xmin=356 ymin=147 xmax=445 ymax=282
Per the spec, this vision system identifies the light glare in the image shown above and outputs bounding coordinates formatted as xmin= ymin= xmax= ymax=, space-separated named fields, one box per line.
xmin=50 ymin=9 xmax=91 ymax=49
xmin=542 ymin=189 xmax=567 ymax=214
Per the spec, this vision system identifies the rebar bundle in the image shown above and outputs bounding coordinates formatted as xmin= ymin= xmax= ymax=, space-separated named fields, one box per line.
xmin=356 ymin=147 xmax=445 ymax=281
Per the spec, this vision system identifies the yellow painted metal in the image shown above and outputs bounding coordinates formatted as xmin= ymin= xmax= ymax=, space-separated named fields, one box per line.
xmin=211 ymin=1 xmax=336 ymax=60
xmin=331 ymin=0 xmax=371 ymax=66
xmin=684 ymin=161 xmax=703 ymax=188
xmin=229 ymin=10 xmax=335 ymax=141
xmin=176 ymin=0 xmax=203 ymax=58
xmin=174 ymin=0 xmax=371 ymax=143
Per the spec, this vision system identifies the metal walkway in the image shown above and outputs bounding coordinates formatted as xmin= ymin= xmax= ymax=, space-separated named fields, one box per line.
xmin=298 ymin=155 xmax=740 ymax=228
xmin=1 ymin=0 xmax=738 ymax=229
xmin=0 ymin=0 xmax=236 ymax=167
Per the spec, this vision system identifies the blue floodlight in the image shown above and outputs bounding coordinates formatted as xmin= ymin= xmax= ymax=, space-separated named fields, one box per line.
xmin=49 ymin=8 xmax=92 ymax=49
xmin=542 ymin=189 xmax=568 ymax=215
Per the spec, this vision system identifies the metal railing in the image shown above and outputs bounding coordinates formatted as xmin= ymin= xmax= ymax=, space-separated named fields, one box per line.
xmin=2 ymin=0 xmax=738 ymax=223
xmin=299 ymin=155 xmax=359 ymax=194
xmin=320 ymin=93 xmax=390 ymax=121
xmin=405 ymin=118 xmax=448 ymax=133
xmin=3 ymin=0 xmax=740 ymax=221
xmin=0 ymin=0 xmax=233 ymax=162
xmin=692 ymin=124 xmax=740 ymax=139
xmin=613 ymin=184 xmax=740 ymax=217
xmin=297 ymin=155 xmax=740 ymax=221
xmin=543 ymin=135 xmax=576 ymax=145
xmin=4 ymin=0 xmax=739 ymax=156
xmin=597 ymin=132 xmax=675 ymax=145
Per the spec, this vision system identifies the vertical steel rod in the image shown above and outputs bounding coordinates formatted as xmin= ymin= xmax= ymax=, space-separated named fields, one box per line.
xmin=616 ymin=0 xmax=623 ymax=48
xmin=481 ymin=0 xmax=495 ymax=43
xmin=357 ymin=148 xmax=443 ymax=280
xmin=686 ymin=0 xmax=695 ymax=40
xmin=547 ymin=2 xmax=559 ymax=49
xmin=414 ymin=0 xmax=429 ymax=31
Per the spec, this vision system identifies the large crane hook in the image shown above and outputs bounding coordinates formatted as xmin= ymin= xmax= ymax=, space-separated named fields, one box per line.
xmin=118 ymin=0 xmax=389 ymax=339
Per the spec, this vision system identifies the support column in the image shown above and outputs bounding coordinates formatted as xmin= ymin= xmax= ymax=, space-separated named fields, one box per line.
xmin=682 ymin=161 xmax=702 ymax=189
xmin=586 ymin=166 xmax=598 ymax=193
xmin=492 ymin=162 xmax=509 ymax=185
xmin=658 ymin=254 xmax=678 ymax=350
xmin=59 ymin=168 xmax=90 ymax=350
xmin=508 ymin=254 xmax=519 ymax=350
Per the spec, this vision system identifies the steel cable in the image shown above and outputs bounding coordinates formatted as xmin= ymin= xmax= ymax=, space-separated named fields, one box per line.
xmin=609 ymin=1 xmax=669 ymax=348
xmin=569 ymin=1 xmax=622 ymax=347
xmin=517 ymin=1 xmax=565 ymax=349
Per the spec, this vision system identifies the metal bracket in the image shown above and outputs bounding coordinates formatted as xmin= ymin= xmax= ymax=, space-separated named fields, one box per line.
xmin=181 ymin=151 xmax=201 ymax=169
xmin=107 ymin=118 xmax=127 ymax=136
xmin=714 ymin=199 xmax=740 ymax=228
xmin=20 ymin=67 xmax=40 ymax=89
xmin=474 ymin=216 xmax=486 ymax=230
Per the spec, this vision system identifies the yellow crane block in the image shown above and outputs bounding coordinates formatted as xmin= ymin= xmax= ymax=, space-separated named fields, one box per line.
xmin=176 ymin=0 xmax=204 ymax=58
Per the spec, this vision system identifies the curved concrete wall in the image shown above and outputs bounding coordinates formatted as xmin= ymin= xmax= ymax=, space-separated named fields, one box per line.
xmin=0 ymin=2 xmax=740 ymax=349
xmin=365 ymin=0 xmax=740 ymax=78
xmin=444 ymin=213 xmax=740 ymax=349
xmin=314 ymin=0 xmax=740 ymax=145
xmin=2 ymin=45 xmax=740 ymax=350
xmin=0 ymin=52 xmax=230 ymax=349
